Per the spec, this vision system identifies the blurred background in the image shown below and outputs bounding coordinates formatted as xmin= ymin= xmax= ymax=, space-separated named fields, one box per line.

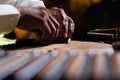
xmin=43 ymin=0 xmax=120 ymax=40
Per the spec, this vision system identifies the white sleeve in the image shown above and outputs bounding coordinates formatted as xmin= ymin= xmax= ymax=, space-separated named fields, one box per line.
xmin=0 ymin=0 xmax=45 ymax=34
xmin=0 ymin=5 xmax=20 ymax=34
xmin=0 ymin=0 xmax=45 ymax=7
xmin=15 ymin=0 xmax=45 ymax=7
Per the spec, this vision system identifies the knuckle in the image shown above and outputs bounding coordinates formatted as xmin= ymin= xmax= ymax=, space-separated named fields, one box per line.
xmin=57 ymin=8 xmax=64 ymax=13
xmin=59 ymin=8 xmax=64 ymax=11
xmin=41 ymin=13 xmax=46 ymax=18
xmin=51 ymin=7 xmax=58 ymax=10
xmin=40 ymin=12 xmax=48 ymax=19
xmin=41 ymin=9 xmax=48 ymax=16
xmin=40 ymin=7 xmax=47 ymax=11
xmin=42 ymin=11 xmax=48 ymax=15
xmin=60 ymin=9 xmax=66 ymax=14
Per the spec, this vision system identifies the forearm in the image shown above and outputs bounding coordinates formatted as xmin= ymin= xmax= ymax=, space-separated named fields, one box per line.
xmin=15 ymin=6 xmax=27 ymax=18
xmin=15 ymin=6 xmax=45 ymax=30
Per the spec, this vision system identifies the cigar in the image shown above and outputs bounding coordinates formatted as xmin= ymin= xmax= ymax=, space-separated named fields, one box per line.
xmin=89 ymin=28 xmax=119 ymax=34
xmin=87 ymin=32 xmax=115 ymax=39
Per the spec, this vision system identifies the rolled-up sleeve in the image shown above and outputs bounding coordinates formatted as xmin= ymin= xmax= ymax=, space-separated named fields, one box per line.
xmin=0 ymin=0 xmax=45 ymax=34
xmin=15 ymin=0 xmax=45 ymax=7
xmin=0 ymin=4 xmax=20 ymax=34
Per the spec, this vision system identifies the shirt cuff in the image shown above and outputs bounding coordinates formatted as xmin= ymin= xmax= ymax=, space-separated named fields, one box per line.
xmin=29 ymin=0 xmax=45 ymax=7
xmin=0 ymin=4 xmax=20 ymax=34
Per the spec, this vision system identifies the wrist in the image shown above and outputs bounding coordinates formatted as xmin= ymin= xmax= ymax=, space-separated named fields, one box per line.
xmin=15 ymin=6 xmax=26 ymax=17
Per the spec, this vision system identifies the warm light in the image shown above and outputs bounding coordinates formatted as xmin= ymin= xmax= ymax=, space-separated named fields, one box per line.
xmin=68 ymin=0 xmax=101 ymax=11
xmin=112 ymin=0 xmax=117 ymax=2
xmin=92 ymin=0 xmax=101 ymax=4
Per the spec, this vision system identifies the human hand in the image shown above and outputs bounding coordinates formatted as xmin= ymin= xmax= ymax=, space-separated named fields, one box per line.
xmin=49 ymin=7 xmax=75 ymax=38
xmin=16 ymin=6 xmax=60 ymax=43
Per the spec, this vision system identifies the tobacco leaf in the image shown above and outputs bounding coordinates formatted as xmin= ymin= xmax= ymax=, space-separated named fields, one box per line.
xmin=0 ymin=35 xmax=16 ymax=46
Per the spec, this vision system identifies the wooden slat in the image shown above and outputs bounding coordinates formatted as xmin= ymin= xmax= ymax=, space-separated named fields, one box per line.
xmin=92 ymin=54 xmax=108 ymax=79
xmin=64 ymin=51 xmax=87 ymax=79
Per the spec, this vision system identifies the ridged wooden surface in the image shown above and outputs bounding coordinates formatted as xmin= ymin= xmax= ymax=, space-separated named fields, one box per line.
xmin=8 ymin=40 xmax=113 ymax=54
xmin=0 ymin=41 xmax=119 ymax=80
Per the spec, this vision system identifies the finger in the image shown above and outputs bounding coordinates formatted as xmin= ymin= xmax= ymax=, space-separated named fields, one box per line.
xmin=36 ymin=20 xmax=52 ymax=42
xmin=34 ymin=27 xmax=46 ymax=42
xmin=57 ymin=8 xmax=68 ymax=25
xmin=50 ymin=7 xmax=67 ymax=25
xmin=48 ymin=11 xmax=60 ymax=29
xmin=62 ymin=20 xmax=69 ymax=38
xmin=51 ymin=7 xmax=58 ymax=10
xmin=41 ymin=10 xmax=57 ymax=43
xmin=37 ymin=10 xmax=54 ymax=42
xmin=68 ymin=23 xmax=73 ymax=38
xmin=50 ymin=7 xmax=59 ymax=17
xmin=47 ymin=18 xmax=57 ymax=43
xmin=35 ymin=9 xmax=57 ymax=43
xmin=68 ymin=17 xmax=75 ymax=38
xmin=56 ymin=8 xmax=69 ymax=38
xmin=48 ymin=12 xmax=60 ymax=40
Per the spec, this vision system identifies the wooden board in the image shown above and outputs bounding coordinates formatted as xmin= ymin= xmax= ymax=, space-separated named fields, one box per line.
xmin=8 ymin=40 xmax=114 ymax=55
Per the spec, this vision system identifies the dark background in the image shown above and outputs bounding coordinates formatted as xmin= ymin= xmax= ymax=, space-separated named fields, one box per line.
xmin=43 ymin=0 xmax=120 ymax=40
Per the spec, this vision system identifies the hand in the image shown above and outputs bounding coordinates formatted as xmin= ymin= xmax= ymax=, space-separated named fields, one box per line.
xmin=16 ymin=6 xmax=60 ymax=43
xmin=49 ymin=7 xmax=75 ymax=38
